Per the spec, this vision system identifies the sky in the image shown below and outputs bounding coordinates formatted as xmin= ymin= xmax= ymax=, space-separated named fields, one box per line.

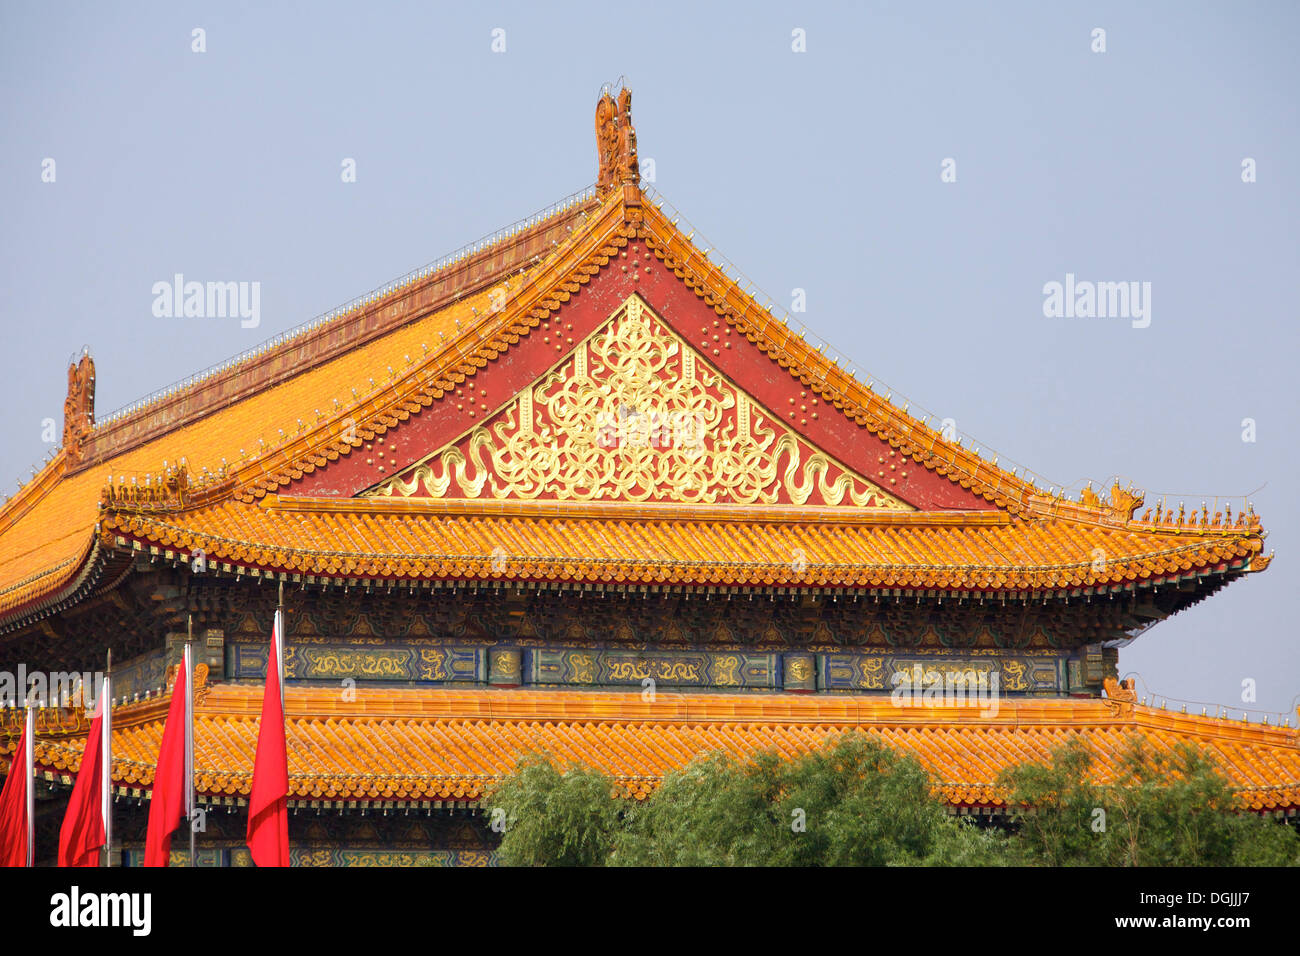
xmin=1 ymin=2 xmax=1296 ymax=719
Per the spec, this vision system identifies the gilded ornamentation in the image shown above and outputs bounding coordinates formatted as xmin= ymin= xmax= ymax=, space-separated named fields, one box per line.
xmin=862 ymin=657 xmax=885 ymax=689
xmin=821 ymin=654 xmax=1059 ymax=693
xmin=713 ymin=655 xmax=740 ymax=686
xmin=569 ymin=653 xmax=596 ymax=684
xmin=365 ymin=296 xmax=910 ymax=509
xmin=418 ymin=649 xmax=448 ymax=681
xmin=1002 ymin=660 xmax=1028 ymax=692
xmin=304 ymin=650 xmax=407 ymax=679
xmin=607 ymin=657 xmax=702 ymax=683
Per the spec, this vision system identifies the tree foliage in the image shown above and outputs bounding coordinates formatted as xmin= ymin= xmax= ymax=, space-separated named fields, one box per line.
xmin=612 ymin=735 xmax=1003 ymax=866
xmin=485 ymin=732 xmax=1297 ymax=867
xmin=485 ymin=753 xmax=621 ymax=867
xmin=998 ymin=735 xmax=1300 ymax=867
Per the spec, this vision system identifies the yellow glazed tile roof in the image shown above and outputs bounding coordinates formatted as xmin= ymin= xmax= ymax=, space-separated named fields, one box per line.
xmin=98 ymin=495 xmax=1263 ymax=591
xmin=0 ymin=179 xmax=1272 ymax=621
xmin=9 ymin=686 xmax=1299 ymax=811
xmin=0 ymin=195 xmax=604 ymax=619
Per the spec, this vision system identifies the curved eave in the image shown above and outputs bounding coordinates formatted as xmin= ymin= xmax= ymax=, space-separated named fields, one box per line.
xmin=0 ymin=187 xmax=612 ymax=625
xmin=0 ymin=536 xmax=109 ymax=636
xmin=95 ymin=497 xmax=1266 ymax=599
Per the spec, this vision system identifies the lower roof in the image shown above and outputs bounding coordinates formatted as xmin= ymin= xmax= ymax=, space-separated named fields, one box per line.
xmin=10 ymin=685 xmax=1298 ymax=812
xmin=96 ymin=494 xmax=1263 ymax=594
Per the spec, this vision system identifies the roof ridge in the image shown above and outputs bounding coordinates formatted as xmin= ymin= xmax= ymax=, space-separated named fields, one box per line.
xmin=632 ymin=190 xmax=1267 ymax=535
xmin=13 ymin=685 xmax=1294 ymax=746
xmin=0 ymin=448 xmax=70 ymax=538
xmin=124 ymin=182 xmax=1269 ymax=549
xmin=634 ymin=199 xmax=1061 ymax=519
xmin=631 ymin=198 xmax=1270 ymax=540
xmin=62 ymin=186 xmax=602 ymax=475
xmin=211 ymin=187 xmax=634 ymax=507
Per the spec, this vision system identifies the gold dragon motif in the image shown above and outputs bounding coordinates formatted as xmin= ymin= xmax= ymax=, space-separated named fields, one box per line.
xmin=713 ymin=655 xmax=741 ymax=686
xmin=606 ymin=657 xmax=702 ymax=682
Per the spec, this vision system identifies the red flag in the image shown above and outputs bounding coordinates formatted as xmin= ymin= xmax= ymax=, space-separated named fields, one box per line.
xmin=58 ymin=694 xmax=106 ymax=867
xmin=144 ymin=665 xmax=189 ymax=867
xmin=247 ymin=612 xmax=289 ymax=866
xmin=0 ymin=717 xmax=31 ymax=867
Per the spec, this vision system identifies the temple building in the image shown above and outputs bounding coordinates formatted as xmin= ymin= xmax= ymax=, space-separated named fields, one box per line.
xmin=1 ymin=87 xmax=1295 ymax=866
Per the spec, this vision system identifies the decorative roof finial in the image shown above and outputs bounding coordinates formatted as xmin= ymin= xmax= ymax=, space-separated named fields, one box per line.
xmin=1107 ymin=482 xmax=1143 ymax=524
xmin=63 ymin=349 xmax=95 ymax=463
xmin=596 ymin=83 xmax=638 ymax=195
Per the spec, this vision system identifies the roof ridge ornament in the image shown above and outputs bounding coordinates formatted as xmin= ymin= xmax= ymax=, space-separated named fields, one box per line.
xmin=1102 ymin=676 xmax=1138 ymax=718
xmin=103 ymin=461 xmax=192 ymax=512
xmin=62 ymin=349 xmax=95 ymax=463
xmin=596 ymin=84 xmax=639 ymax=196
xmin=1107 ymin=482 xmax=1143 ymax=523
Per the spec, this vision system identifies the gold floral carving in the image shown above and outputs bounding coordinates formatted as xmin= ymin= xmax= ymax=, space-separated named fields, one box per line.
xmin=365 ymin=296 xmax=911 ymax=509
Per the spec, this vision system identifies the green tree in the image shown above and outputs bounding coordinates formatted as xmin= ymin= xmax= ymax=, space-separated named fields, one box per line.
xmin=766 ymin=733 xmax=1003 ymax=866
xmin=996 ymin=736 xmax=1108 ymax=866
xmin=611 ymin=751 xmax=787 ymax=866
xmin=999 ymin=735 xmax=1299 ymax=866
xmin=482 ymin=732 xmax=1295 ymax=866
xmin=613 ymin=733 xmax=1005 ymax=866
xmin=485 ymin=754 xmax=621 ymax=867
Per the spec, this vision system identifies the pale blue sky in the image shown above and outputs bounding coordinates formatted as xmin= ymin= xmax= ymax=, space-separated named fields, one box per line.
xmin=2 ymin=2 xmax=1296 ymax=717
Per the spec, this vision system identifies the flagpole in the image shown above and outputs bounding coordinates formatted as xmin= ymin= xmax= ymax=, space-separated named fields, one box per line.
xmin=102 ymin=649 xmax=113 ymax=867
xmin=24 ymin=702 xmax=34 ymax=867
xmin=277 ymin=582 xmax=285 ymax=714
xmin=185 ymin=616 xmax=195 ymax=868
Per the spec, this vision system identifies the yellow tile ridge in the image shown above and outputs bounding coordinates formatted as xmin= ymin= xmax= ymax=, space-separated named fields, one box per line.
xmin=261 ymin=494 xmax=1014 ymax=527
xmin=223 ymin=189 xmax=629 ymax=506
xmin=73 ymin=685 xmax=1270 ymax=747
